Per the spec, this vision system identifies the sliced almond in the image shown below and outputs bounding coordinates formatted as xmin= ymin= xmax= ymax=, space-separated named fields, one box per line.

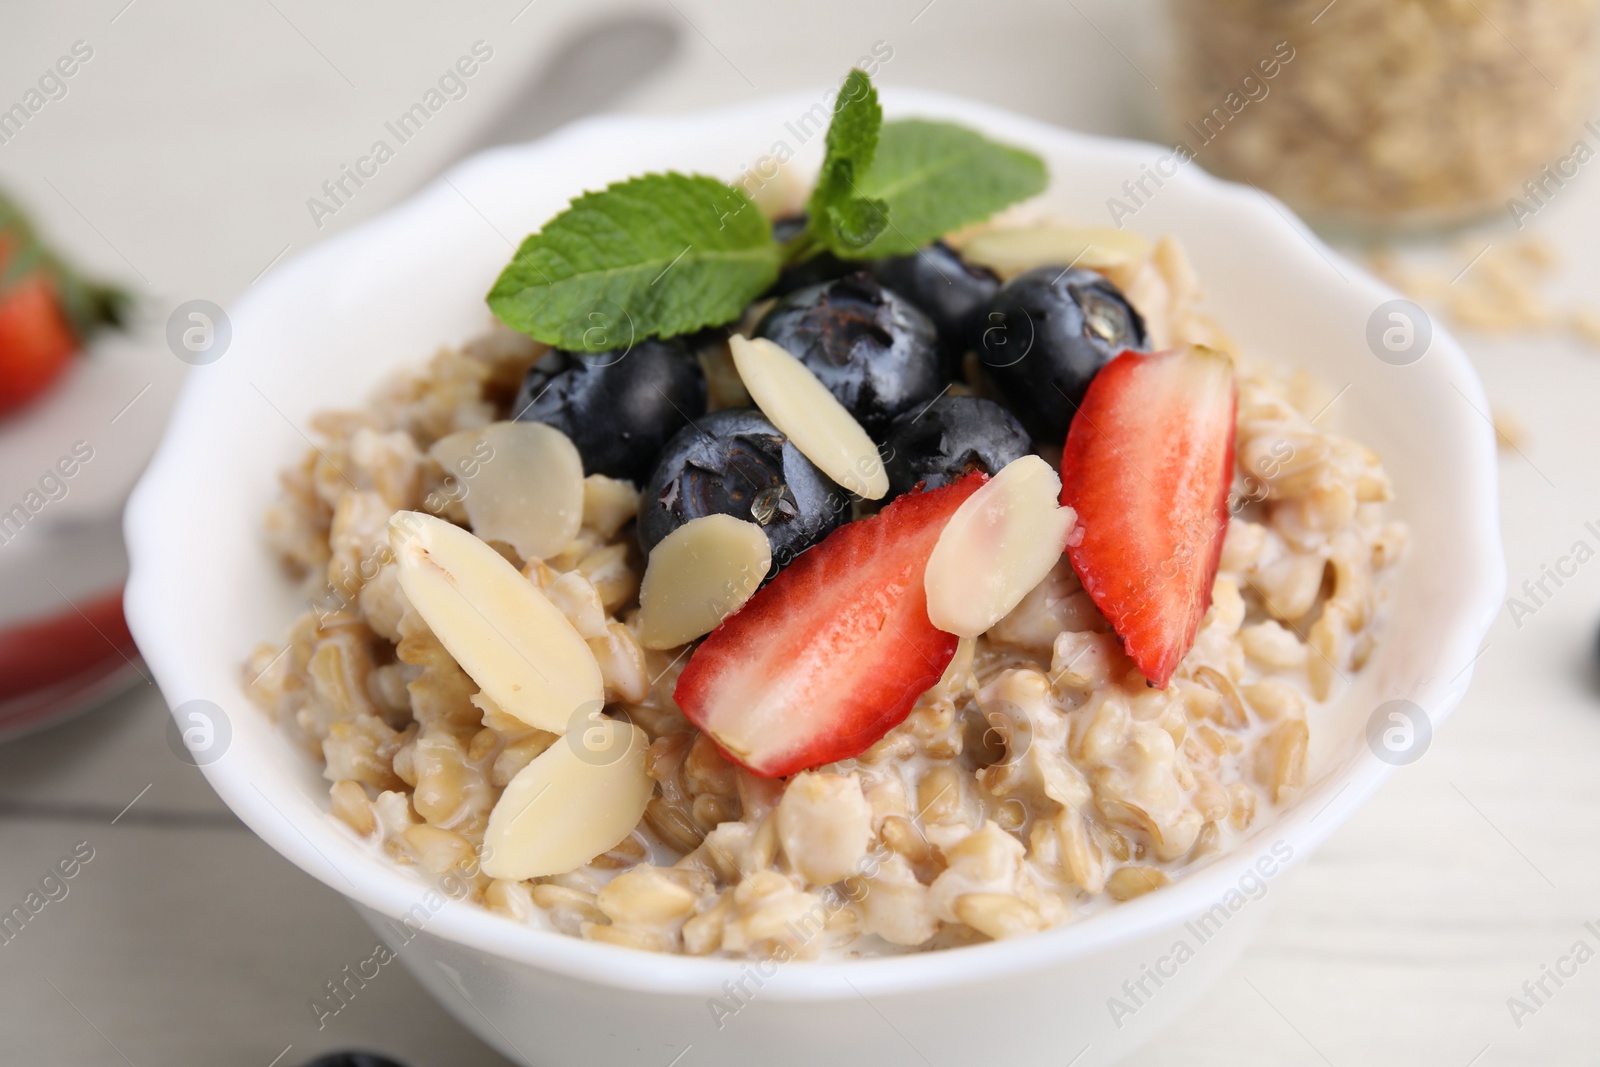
xmin=924 ymin=455 xmax=1075 ymax=638
xmin=389 ymin=510 xmax=602 ymax=733
xmin=580 ymin=474 xmax=640 ymax=538
xmin=637 ymin=514 xmax=771 ymax=650
xmin=729 ymin=334 xmax=888 ymax=500
xmin=955 ymin=224 xmax=1153 ymax=281
xmin=481 ymin=717 xmax=654 ymax=880
xmin=429 ymin=422 xmax=584 ymax=561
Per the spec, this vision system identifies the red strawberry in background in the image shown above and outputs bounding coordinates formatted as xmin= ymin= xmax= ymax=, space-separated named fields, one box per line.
xmin=0 ymin=273 xmax=78 ymax=416
xmin=674 ymin=473 xmax=985 ymax=778
xmin=0 ymin=193 xmax=127 ymax=417
xmin=1059 ymin=346 xmax=1237 ymax=689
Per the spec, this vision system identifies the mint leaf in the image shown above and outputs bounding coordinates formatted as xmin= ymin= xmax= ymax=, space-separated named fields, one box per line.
xmin=807 ymin=69 xmax=887 ymax=254
xmin=843 ymin=119 xmax=1047 ymax=258
xmin=824 ymin=196 xmax=889 ymax=249
xmin=488 ymin=172 xmax=780 ymax=351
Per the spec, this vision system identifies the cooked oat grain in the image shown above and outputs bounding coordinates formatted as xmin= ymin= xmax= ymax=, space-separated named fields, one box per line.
xmin=245 ymin=234 xmax=1404 ymax=958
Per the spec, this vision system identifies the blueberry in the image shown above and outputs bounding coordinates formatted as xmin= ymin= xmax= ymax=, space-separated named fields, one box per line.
xmin=768 ymin=214 xmax=852 ymax=297
xmin=771 ymin=214 xmax=807 ymax=245
xmin=882 ymin=395 xmax=1032 ymax=498
xmin=513 ymin=338 xmax=706 ymax=484
xmin=978 ymin=267 xmax=1147 ymax=441
xmin=639 ymin=408 xmax=849 ymax=573
xmin=297 ymin=1054 xmax=408 ymax=1067
xmin=755 ymin=272 xmax=943 ymax=438
xmin=868 ymin=241 xmax=999 ymax=371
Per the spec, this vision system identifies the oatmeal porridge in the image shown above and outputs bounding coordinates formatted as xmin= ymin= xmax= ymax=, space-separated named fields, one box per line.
xmin=243 ymin=69 xmax=1405 ymax=960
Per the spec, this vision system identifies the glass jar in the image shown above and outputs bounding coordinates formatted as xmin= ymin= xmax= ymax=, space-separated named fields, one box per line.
xmin=1165 ymin=0 xmax=1600 ymax=231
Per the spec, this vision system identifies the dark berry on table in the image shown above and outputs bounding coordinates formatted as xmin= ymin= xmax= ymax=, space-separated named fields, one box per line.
xmin=512 ymin=338 xmax=707 ymax=484
xmin=977 ymin=266 xmax=1147 ymax=441
xmin=754 ymin=272 xmax=943 ymax=438
xmin=297 ymin=1053 xmax=409 ymax=1067
xmin=768 ymin=214 xmax=852 ymax=297
xmin=868 ymin=241 xmax=999 ymax=372
xmin=639 ymin=408 xmax=850 ymax=574
xmin=882 ymin=395 xmax=1033 ymax=499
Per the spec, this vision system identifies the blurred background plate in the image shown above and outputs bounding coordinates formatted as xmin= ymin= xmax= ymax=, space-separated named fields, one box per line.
xmin=0 ymin=328 xmax=168 ymax=733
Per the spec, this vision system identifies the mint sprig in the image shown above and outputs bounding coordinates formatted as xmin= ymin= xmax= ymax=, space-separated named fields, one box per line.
xmin=488 ymin=69 xmax=1047 ymax=351
xmin=488 ymin=173 xmax=779 ymax=352
xmin=806 ymin=69 xmax=889 ymax=254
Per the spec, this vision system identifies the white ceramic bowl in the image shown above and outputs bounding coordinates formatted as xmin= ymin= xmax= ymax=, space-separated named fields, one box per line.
xmin=124 ymin=90 xmax=1504 ymax=1067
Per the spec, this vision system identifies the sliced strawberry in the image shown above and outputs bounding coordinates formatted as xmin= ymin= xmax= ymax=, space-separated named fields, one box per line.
xmin=1059 ymin=346 xmax=1237 ymax=689
xmin=0 ymin=274 xmax=78 ymax=416
xmin=674 ymin=473 xmax=985 ymax=778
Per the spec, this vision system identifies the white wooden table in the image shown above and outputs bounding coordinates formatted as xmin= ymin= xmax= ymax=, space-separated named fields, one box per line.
xmin=2 ymin=2 xmax=1596 ymax=1064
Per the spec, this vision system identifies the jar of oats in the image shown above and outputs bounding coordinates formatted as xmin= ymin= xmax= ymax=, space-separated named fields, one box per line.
xmin=1164 ymin=0 xmax=1600 ymax=230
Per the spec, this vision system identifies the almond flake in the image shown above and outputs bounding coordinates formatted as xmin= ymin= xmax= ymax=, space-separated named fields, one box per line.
xmin=580 ymin=474 xmax=640 ymax=538
xmin=924 ymin=455 xmax=1075 ymax=638
xmin=429 ymin=421 xmax=583 ymax=561
xmin=729 ymin=334 xmax=888 ymax=500
xmin=481 ymin=717 xmax=654 ymax=880
xmin=389 ymin=510 xmax=602 ymax=733
xmin=955 ymin=225 xmax=1153 ymax=281
xmin=637 ymin=514 xmax=772 ymax=650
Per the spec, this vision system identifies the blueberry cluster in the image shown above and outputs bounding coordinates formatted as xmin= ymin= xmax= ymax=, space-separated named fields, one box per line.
xmin=513 ymin=220 xmax=1146 ymax=576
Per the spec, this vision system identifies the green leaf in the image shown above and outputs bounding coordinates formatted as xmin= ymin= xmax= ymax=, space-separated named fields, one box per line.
xmin=807 ymin=69 xmax=888 ymax=254
xmin=842 ymin=119 xmax=1048 ymax=258
xmin=488 ymin=172 xmax=781 ymax=351
xmin=825 ymin=196 xmax=889 ymax=250
xmin=0 ymin=190 xmax=127 ymax=338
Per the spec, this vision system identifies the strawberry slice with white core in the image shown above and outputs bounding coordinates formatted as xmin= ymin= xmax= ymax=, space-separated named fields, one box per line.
xmin=674 ymin=473 xmax=985 ymax=778
xmin=1059 ymin=346 xmax=1237 ymax=689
